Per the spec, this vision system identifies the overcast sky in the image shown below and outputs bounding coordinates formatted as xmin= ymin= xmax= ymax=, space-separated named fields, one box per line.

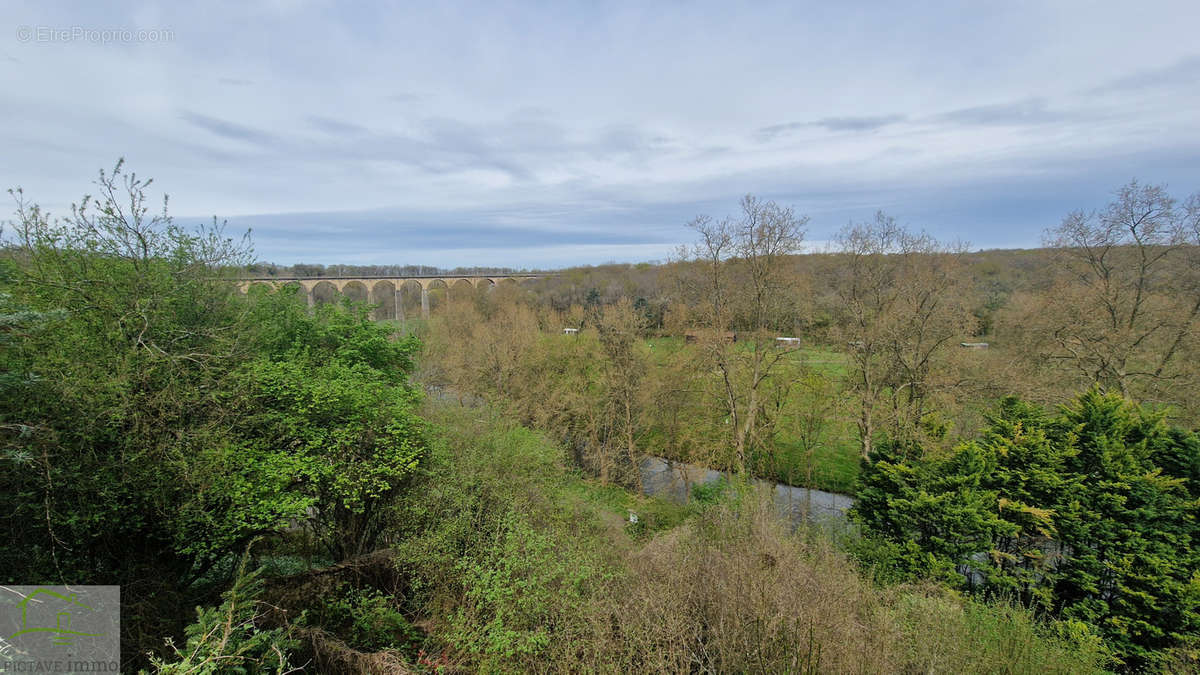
xmin=4 ymin=1 xmax=1200 ymax=268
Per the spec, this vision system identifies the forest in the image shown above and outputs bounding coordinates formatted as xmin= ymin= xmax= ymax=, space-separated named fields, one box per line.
xmin=2 ymin=164 xmax=1197 ymax=672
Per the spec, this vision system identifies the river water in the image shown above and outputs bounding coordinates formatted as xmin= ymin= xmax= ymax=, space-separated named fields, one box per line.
xmin=639 ymin=456 xmax=854 ymax=523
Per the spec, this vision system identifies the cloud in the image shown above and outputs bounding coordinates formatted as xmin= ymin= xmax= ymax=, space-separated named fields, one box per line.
xmin=814 ymin=115 xmax=907 ymax=132
xmin=281 ymin=114 xmax=673 ymax=181
xmin=756 ymin=122 xmax=806 ymax=141
xmin=177 ymin=111 xmax=281 ymax=146
xmin=201 ymin=190 xmax=758 ymax=268
xmin=933 ymin=98 xmax=1067 ymax=126
xmin=1090 ymin=54 xmax=1200 ymax=93
xmin=175 ymin=111 xmax=573 ymax=180
xmin=307 ymin=116 xmax=369 ymax=136
xmin=412 ymin=117 xmax=538 ymax=179
xmin=228 ymin=205 xmax=684 ymax=262
xmin=757 ymin=114 xmax=906 ymax=140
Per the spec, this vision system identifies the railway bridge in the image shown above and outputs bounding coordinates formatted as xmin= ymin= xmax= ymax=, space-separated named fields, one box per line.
xmin=239 ymin=274 xmax=545 ymax=319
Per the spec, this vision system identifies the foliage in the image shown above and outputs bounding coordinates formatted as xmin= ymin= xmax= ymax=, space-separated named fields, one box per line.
xmin=689 ymin=476 xmax=732 ymax=505
xmin=236 ymin=295 xmax=426 ymax=561
xmin=853 ymin=388 xmax=1200 ymax=670
xmin=1 ymin=164 xmax=276 ymax=666
xmin=305 ymin=584 xmax=422 ymax=654
xmin=423 ymin=294 xmax=654 ymax=489
xmin=448 ymin=514 xmax=609 ymax=664
xmin=831 ymin=211 xmax=975 ymax=459
xmin=148 ymin=553 xmax=296 ymax=674
xmin=0 ymin=163 xmax=426 ymax=665
xmin=893 ymin=592 xmax=1114 ymax=673
xmin=386 ymin=400 xmax=1111 ymax=673
xmin=423 ymin=292 xmax=865 ymax=493
xmin=3 ymin=163 xmax=249 ymax=567
xmin=1031 ymin=181 xmax=1200 ymax=400
xmin=674 ymin=195 xmax=809 ymax=473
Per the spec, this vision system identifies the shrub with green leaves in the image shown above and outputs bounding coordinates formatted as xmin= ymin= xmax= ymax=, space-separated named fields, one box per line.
xmin=305 ymin=585 xmax=422 ymax=654
xmin=0 ymin=163 xmax=427 ymax=664
xmin=853 ymin=388 xmax=1200 ymax=670
xmin=148 ymin=555 xmax=296 ymax=675
xmin=448 ymin=513 xmax=610 ymax=664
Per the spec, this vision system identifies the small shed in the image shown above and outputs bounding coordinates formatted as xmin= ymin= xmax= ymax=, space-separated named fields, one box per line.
xmin=775 ymin=337 xmax=802 ymax=348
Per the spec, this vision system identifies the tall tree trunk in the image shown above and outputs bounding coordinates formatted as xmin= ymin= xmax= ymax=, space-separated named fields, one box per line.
xmin=860 ymin=406 xmax=874 ymax=460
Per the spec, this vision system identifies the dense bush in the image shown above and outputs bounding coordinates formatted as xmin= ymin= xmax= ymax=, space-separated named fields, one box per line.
xmin=236 ymin=294 xmax=426 ymax=561
xmin=305 ymin=585 xmax=422 ymax=654
xmin=854 ymin=389 xmax=1200 ymax=670
xmin=0 ymin=165 xmax=427 ymax=666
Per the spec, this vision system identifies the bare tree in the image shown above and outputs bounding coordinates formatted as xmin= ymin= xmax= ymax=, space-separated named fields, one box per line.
xmin=833 ymin=212 xmax=973 ymax=459
xmin=1036 ymin=180 xmax=1199 ymax=402
xmin=595 ymin=298 xmax=650 ymax=487
xmin=683 ymin=195 xmax=808 ymax=474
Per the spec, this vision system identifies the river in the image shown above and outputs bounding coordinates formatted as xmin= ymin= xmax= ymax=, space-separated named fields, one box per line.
xmin=639 ymin=456 xmax=854 ymax=523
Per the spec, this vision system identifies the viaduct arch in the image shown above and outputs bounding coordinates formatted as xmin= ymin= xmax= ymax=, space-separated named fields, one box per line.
xmin=238 ymin=274 xmax=544 ymax=319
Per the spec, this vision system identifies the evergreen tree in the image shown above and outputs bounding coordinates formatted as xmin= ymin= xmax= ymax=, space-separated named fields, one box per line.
xmin=853 ymin=389 xmax=1200 ymax=669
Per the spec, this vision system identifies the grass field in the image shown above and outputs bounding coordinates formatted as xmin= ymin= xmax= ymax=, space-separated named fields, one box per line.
xmin=641 ymin=336 xmax=862 ymax=494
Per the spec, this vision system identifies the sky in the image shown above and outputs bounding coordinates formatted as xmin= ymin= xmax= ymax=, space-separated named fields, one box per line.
xmin=4 ymin=1 xmax=1200 ymax=269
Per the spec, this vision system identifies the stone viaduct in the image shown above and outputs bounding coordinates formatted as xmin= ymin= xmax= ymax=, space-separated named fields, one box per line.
xmin=238 ymin=274 xmax=544 ymax=319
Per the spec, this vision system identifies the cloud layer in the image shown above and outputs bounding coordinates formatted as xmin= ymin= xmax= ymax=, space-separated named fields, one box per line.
xmin=3 ymin=1 xmax=1200 ymax=267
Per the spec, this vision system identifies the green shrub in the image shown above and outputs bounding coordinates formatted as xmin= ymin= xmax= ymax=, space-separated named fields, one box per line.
xmin=148 ymin=556 xmax=296 ymax=674
xmin=447 ymin=512 xmax=612 ymax=665
xmin=853 ymin=390 xmax=1200 ymax=669
xmin=305 ymin=585 xmax=422 ymax=654
xmin=690 ymin=476 xmax=731 ymax=504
